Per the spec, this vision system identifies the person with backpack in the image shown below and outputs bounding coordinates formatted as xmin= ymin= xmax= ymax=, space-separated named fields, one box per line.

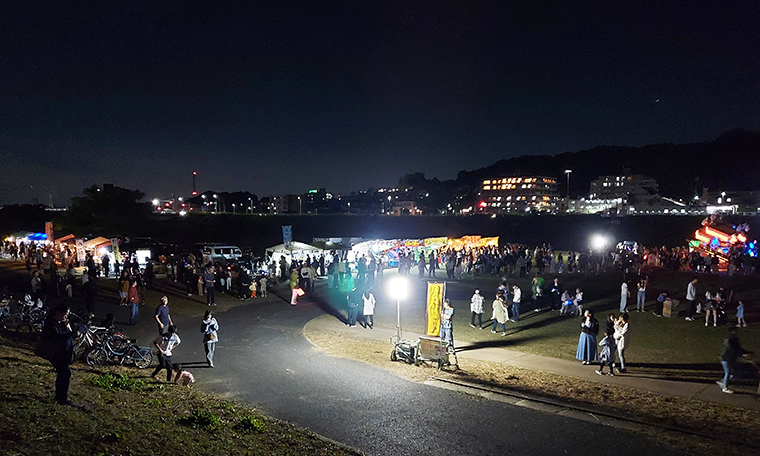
xmin=38 ymin=303 xmax=78 ymax=405
xmin=576 ymin=309 xmax=599 ymax=365
xmin=201 ymin=310 xmax=219 ymax=368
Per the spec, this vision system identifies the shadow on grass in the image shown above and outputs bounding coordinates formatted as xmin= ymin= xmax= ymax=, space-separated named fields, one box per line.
xmin=455 ymin=334 xmax=545 ymax=352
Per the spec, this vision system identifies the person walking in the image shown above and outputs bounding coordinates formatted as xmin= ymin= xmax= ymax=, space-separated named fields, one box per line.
xmin=619 ymin=280 xmax=630 ymax=313
xmin=736 ymin=300 xmax=747 ymax=327
xmin=201 ymin=310 xmax=219 ymax=368
xmin=290 ymin=268 xmax=300 ymax=305
xmin=717 ymin=327 xmax=751 ymax=394
xmin=39 ymin=303 xmax=77 ymax=405
xmin=469 ymin=289 xmax=484 ymax=329
xmin=152 ymin=325 xmax=181 ymax=382
xmin=613 ymin=313 xmax=630 ymax=373
xmin=440 ymin=299 xmax=454 ymax=346
xmin=127 ymin=280 xmax=140 ymax=325
xmin=362 ymin=288 xmax=376 ymax=329
xmin=511 ymin=284 xmax=522 ymax=322
xmin=576 ymin=309 xmax=599 ymax=365
xmin=154 ymin=296 xmax=174 ymax=335
xmin=491 ymin=295 xmax=508 ymax=336
xmin=685 ymin=277 xmax=698 ymax=321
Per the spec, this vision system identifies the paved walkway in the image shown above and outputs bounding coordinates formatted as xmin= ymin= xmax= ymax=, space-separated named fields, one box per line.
xmin=305 ymin=314 xmax=760 ymax=411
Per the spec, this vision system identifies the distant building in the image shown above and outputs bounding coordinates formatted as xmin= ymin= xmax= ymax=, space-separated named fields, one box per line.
xmin=390 ymin=199 xmax=421 ymax=216
xmin=479 ymin=177 xmax=559 ymax=213
xmin=589 ymin=174 xmax=659 ymax=201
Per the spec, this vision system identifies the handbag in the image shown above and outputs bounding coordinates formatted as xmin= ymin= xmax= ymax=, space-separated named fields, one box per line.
xmin=295 ymin=287 xmax=305 ymax=297
xmin=34 ymin=336 xmax=58 ymax=361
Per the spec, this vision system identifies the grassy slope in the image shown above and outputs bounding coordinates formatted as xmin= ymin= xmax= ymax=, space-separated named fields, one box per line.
xmin=0 ymin=334 xmax=360 ymax=456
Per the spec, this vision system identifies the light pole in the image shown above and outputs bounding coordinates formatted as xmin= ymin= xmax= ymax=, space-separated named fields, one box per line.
xmin=298 ymin=196 xmax=302 ymax=215
xmin=248 ymin=198 xmax=253 ymax=214
xmin=231 ymin=203 xmax=236 ymax=213
xmin=388 ymin=195 xmax=392 ymax=215
xmin=564 ymin=169 xmax=572 ymax=199
xmin=388 ymin=277 xmax=409 ymax=341
xmin=213 ymin=194 xmax=218 ymax=213
xmin=348 ymin=202 xmax=351 ymax=214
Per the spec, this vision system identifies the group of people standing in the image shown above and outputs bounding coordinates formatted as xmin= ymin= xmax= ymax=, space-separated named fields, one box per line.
xmin=575 ymin=310 xmax=630 ymax=376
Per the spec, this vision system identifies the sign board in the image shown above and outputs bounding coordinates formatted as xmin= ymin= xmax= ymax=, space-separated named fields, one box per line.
xmin=111 ymin=238 xmax=120 ymax=261
xmin=75 ymin=239 xmax=86 ymax=266
xmin=282 ymin=225 xmax=292 ymax=249
xmin=425 ymin=282 xmax=446 ymax=337
xmin=45 ymin=222 xmax=54 ymax=244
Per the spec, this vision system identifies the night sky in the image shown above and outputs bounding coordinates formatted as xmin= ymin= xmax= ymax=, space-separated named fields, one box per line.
xmin=2 ymin=1 xmax=759 ymax=205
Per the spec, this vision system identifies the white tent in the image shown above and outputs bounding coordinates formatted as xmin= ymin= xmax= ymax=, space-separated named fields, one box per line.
xmin=266 ymin=241 xmax=322 ymax=256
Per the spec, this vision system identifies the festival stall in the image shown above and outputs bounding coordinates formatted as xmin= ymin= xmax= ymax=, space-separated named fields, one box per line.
xmin=690 ymin=216 xmax=755 ymax=270
xmin=265 ymin=241 xmax=324 ymax=267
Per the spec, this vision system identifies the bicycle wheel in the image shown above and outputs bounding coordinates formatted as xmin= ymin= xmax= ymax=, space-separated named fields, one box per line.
xmin=85 ymin=346 xmax=108 ymax=367
xmin=15 ymin=323 xmax=32 ymax=334
xmin=134 ymin=348 xmax=153 ymax=369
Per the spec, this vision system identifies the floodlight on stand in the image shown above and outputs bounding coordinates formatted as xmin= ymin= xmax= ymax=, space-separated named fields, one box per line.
xmin=388 ymin=277 xmax=409 ymax=341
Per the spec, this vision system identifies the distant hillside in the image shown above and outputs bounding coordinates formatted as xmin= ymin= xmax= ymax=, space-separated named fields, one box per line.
xmin=417 ymin=129 xmax=760 ymax=199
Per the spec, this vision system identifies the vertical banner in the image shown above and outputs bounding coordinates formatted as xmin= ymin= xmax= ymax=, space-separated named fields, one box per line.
xmin=110 ymin=238 xmax=120 ymax=262
xmin=45 ymin=221 xmax=54 ymax=244
xmin=282 ymin=225 xmax=292 ymax=250
xmin=425 ymin=281 xmax=446 ymax=336
xmin=75 ymin=239 xmax=86 ymax=266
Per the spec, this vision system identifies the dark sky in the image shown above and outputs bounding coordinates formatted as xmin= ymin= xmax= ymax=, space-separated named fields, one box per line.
xmin=2 ymin=1 xmax=759 ymax=204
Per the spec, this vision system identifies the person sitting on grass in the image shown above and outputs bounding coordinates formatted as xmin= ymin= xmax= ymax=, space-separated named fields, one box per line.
xmin=173 ymin=364 xmax=196 ymax=387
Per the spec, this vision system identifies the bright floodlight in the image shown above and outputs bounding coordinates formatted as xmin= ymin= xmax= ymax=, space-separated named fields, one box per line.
xmin=388 ymin=277 xmax=408 ymax=300
xmin=590 ymin=234 xmax=609 ymax=251
xmin=152 ymin=198 xmax=160 ymax=206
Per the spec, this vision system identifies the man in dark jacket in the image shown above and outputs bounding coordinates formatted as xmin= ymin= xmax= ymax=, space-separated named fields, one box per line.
xmin=40 ymin=303 xmax=77 ymax=405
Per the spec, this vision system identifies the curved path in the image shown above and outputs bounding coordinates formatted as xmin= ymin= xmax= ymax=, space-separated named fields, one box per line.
xmin=173 ymin=291 xmax=682 ymax=456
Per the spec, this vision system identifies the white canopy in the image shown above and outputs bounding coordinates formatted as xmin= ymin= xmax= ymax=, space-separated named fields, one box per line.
xmin=266 ymin=242 xmax=322 ymax=255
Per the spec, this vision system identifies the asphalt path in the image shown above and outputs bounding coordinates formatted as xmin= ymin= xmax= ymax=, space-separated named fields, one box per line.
xmin=0 ymin=263 xmax=683 ymax=456
xmin=166 ymin=290 xmax=684 ymax=456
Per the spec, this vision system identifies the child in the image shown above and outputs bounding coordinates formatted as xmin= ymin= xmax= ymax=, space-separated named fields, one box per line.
xmin=606 ymin=314 xmax=616 ymax=335
xmin=173 ymin=364 xmax=196 ymax=387
xmin=736 ymin=301 xmax=747 ymax=328
xmin=574 ymin=288 xmax=584 ymax=317
xmin=250 ymin=280 xmax=257 ymax=298
xmin=259 ymin=276 xmax=268 ymax=298
xmin=560 ymin=290 xmax=572 ymax=315
xmin=596 ymin=328 xmax=617 ymax=376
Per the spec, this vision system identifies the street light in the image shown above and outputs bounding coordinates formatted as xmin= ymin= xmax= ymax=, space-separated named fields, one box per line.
xmin=565 ymin=169 xmax=572 ymax=199
xmin=298 ymin=196 xmax=302 ymax=215
xmin=348 ymin=202 xmax=351 ymax=214
xmin=213 ymin=194 xmax=218 ymax=213
xmin=248 ymin=197 xmax=253 ymax=214
xmin=231 ymin=203 xmax=236 ymax=213
xmin=388 ymin=277 xmax=409 ymax=341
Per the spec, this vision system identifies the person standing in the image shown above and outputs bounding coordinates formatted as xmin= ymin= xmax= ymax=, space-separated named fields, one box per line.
xmin=154 ymin=296 xmax=174 ymax=335
xmin=511 ymin=284 xmax=522 ymax=322
xmin=259 ymin=276 xmax=268 ymax=298
xmin=128 ymin=280 xmax=140 ymax=325
xmin=362 ymin=288 xmax=376 ymax=329
xmin=201 ymin=310 xmax=219 ymax=368
xmin=491 ymin=295 xmax=508 ymax=336
xmin=636 ymin=279 xmax=647 ymax=312
xmin=347 ymin=287 xmax=360 ymax=327
xmin=152 ymin=325 xmax=181 ymax=382
xmin=40 ymin=303 xmax=77 ymax=405
xmin=619 ymin=280 xmax=630 ymax=313
xmin=418 ymin=253 xmax=426 ymax=280
xmin=576 ymin=309 xmax=599 ymax=365
xmin=118 ymin=270 xmax=130 ymax=306
xmin=469 ymin=289 xmax=484 ymax=329
xmin=440 ymin=299 xmax=454 ymax=346
xmin=736 ymin=300 xmax=747 ymax=328
xmin=204 ymin=266 xmax=216 ymax=306
xmin=685 ymin=277 xmax=698 ymax=321
xmin=550 ymin=277 xmax=562 ymax=311
xmin=613 ymin=313 xmax=629 ymax=373
xmin=428 ymin=253 xmax=437 ymax=278
xmin=596 ymin=328 xmax=617 ymax=376
xmin=717 ymin=327 xmax=751 ymax=394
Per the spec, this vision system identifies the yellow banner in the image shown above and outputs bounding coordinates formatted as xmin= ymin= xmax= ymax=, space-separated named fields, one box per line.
xmin=426 ymin=282 xmax=445 ymax=336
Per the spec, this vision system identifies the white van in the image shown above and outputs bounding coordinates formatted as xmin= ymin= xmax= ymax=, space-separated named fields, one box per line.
xmin=200 ymin=244 xmax=243 ymax=265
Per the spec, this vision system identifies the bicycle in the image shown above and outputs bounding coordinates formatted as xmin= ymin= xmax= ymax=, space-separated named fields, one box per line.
xmin=85 ymin=333 xmax=153 ymax=369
